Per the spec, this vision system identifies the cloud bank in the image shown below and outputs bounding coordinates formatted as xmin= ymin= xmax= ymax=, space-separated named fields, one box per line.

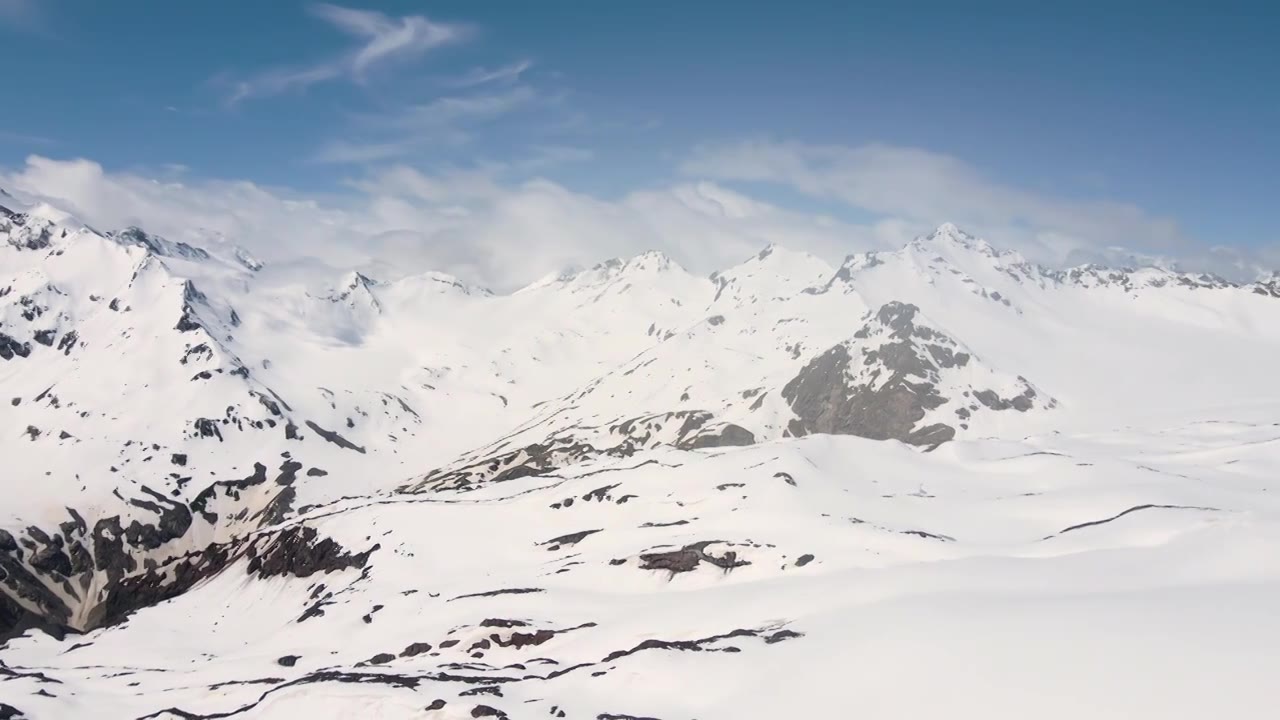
xmin=682 ymin=140 xmax=1196 ymax=262
xmin=1 ymin=155 xmax=894 ymax=290
xmin=4 ymin=145 xmax=1274 ymax=291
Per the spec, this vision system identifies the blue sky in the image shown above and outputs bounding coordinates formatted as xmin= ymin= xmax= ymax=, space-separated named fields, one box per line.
xmin=1 ymin=0 xmax=1277 ymax=285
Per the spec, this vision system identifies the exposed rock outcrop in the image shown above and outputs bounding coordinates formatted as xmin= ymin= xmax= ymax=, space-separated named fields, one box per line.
xmin=783 ymin=302 xmax=1049 ymax=447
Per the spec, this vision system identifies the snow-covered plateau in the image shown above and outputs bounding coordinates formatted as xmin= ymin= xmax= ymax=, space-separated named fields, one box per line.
xmin=3 ymin=193 xmax=1279 ymax=719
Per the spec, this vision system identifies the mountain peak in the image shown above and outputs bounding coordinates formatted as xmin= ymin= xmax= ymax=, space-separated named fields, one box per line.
xmin=391 ymin=269 xmax=491 ymax=298
xmin=538 ymin=249 xmax=685 ymax=289
xmin=710 ymin=243 xmax=834 ymax=303
xmin=930 ymin=221 xmax=966 ymax=239
xmin=756 ymin=243 xmax=779 ymax=260
xmin=325 ymin=270 xmax=384 ymax=312
xmin=623 ymin=249 xmax=678 ymax=272
xmin=905 ymin=223 xmax=1022 ymax=269
xmin=916 ymin=222 xmax=987 ymax=250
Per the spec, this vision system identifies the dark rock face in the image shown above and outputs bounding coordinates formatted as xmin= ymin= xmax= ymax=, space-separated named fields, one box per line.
xmin=783 ymin=305 xmax=955 ymax=447
xmin=783 ymin=344 xmax=955 ymax=446
xmin=74 ymin=523 xmax=370 ymax=631
xmin=56 ymin=331 xmax=78 ymax=356
xmin=190 ymin=462 xmax=270 ymax=524
xmin=123 ymin=487 xmax=193 ymax=551
xmin=0 ymin=332 xmax=31 ymax=361
xmin=1254 ymin=280 xmax=1280 ymax=298
xmin=1 ymin=573 xmax=69 ymax=644
xmin=3 ymin=463 xmax=370 ymax=635
xmin=492 ymin=629 xmax=557 ymax=649
xmin=193 ymin=418 xmax=223 ymax=441
xmin=638 ymin=541 xmax=750 ymax=575
xmin=542 ymin=529 xmax=602 ymax=551
xmin=676 ymin=423 xmax=756 ymax=450
xmin=245 ymin=525 xmax=376 ymax=579
xmin=112 ymin=227 xmax=211 ymax=262
xmin=92 ymin=543 xmax=234 ymax=630
xmin=782 ymin=301 xmax=1045 ymax=448
xmin=277 ymin=655 xmax=300 ymax=667
xmin=2 ymin=203 xmax=53 ymax=252
xmin=600 ymin=625 xmax=802 ymax=663
xmin=765 ymin=629 xmax=803 ymax=643
xmin=174 ymin=280 xmax=210 ymax=333
xmin=303 ymin=421 xmax=366 ymax=454
xmin=408 ymin=410 xmax=755 ymax=494
xmin=974 ymin=387 xmax=1036 ymax=411
xmin=253 ymin=460 xmax=302 ymax=527
xmin=1 ymin=530 xmax=77 ymax=635
xmin=174 ymin=311 xmax=202 ymax=333
xmin=90 ymin=517 xmax=134 ymax=583
xmin=449 ymin=588 xmax=543 ymax=602
xmin=28 ymin=545 xmax=72 ymax=577
xmin=460 ymin=686 xmax=502 ymax=697
xmin=400 ymin=641 xmax=433 ymax=657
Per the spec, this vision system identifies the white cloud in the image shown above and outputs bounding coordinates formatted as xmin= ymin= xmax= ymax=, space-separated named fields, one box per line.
xmin=0 ymin=155 xmax=886 ymax=291
xmin=386 ymin=86 xmax=540 ymax=129
xmin=6 ymin=152 xmax=1271 ymax=293
xmin=682 ymin=140 xmax=1194 ymax=263
xmin=227 ymin=4 xmax=468 ymax=104
xmin=227 ymin=64 xmax=342 ymax=105
xmin=449 ymin=59 xmax=534 ymax=88
xmin=309 ymin=3 xmax=463 ymax=79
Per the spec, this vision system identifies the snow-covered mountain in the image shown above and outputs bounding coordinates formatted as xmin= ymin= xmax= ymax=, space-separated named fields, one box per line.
xmin=4 ymin=194 xmax=1280 ymax=719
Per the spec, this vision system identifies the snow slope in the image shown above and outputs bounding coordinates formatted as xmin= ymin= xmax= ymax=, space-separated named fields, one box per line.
xmin=3 ymin=194 xmax=1280 ymax=719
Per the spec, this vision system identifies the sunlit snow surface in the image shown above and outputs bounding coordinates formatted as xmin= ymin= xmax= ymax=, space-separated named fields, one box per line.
xmin=3 ymin=199 xmax=1280 ymax=719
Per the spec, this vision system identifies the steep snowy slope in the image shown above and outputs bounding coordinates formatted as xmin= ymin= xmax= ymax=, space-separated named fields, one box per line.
xmin=4 ymin=194 xmax=1280 ymax=719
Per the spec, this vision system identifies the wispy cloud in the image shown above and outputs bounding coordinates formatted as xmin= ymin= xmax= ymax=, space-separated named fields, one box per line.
xmin=309 ymin=3 xmax=464 ymax=79
xmin=682 ymin=140 xmax=1191 ymax=262
xmin=7 ymin=155 xmax=1275 ymax=291
xmin=449 ymin=59 xmax=533 ymax=88
xmin=1 ymin=156 xmax=875 ymax=290
xmin=228 ymin=65 xmax=343 ymax=105
xmin=227 ymin=3 xmax=469 ymax=105
xmin=387 ymin=86 xmax=539 ymax=130
xmin=314 ymin=86 xmax=541 ymax=164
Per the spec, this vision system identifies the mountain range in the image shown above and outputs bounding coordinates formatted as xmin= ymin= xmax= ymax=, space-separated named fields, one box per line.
xmin=3 ymin=191 xmax=1280 ymax=719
